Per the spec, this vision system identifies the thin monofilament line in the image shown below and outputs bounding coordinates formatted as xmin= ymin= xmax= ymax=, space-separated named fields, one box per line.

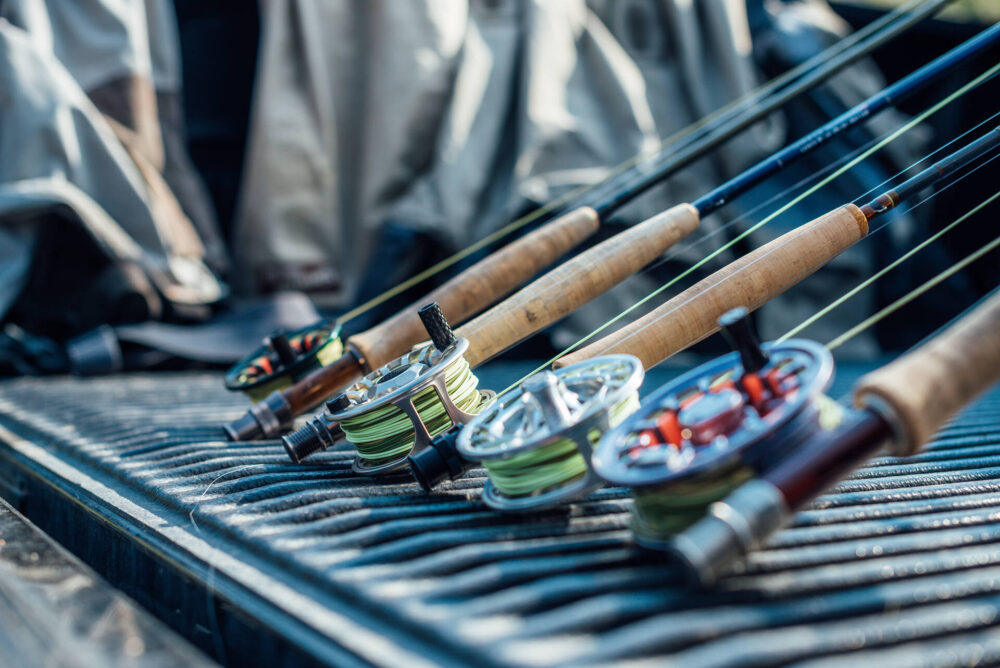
xmin=827 ymin=226 xmax=1000 ymax=351
xmin=850 ymin=107 xmax=1000 ymax=208
xmin=335 ymin=0 xmax=944 ymax=325
xmin=496 ymin=62 xmax=1000 ymax=397
xmin=780 ymin=159 xmax=1000 ymax=341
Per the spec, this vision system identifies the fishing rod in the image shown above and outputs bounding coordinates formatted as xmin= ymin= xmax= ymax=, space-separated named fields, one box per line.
xmin=222 ymin=0 xmax=957 ymax=441
xmin=443 ymin=125 xmax=1000 ymax=512
xmin=589 ymin=130 xmax=1000 ymax=563
xmin=658 ymin=279 xmax=1000 ymax=585
xmin=281 ymin=43 xmax=1000 ymax=490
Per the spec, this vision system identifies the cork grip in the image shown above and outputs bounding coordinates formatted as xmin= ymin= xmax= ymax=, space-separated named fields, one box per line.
xmin=855 ymin=290 xmax=1000 ymax=457
xmin=348 ymin=206 xmax=600 ymax=369
xmin=457 ymin=204 xmax=701 ymax=367
xmin=556 ymin=203 xmax=869 ymax=369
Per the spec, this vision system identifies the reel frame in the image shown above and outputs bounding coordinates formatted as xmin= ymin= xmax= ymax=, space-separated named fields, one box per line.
xmin=457 ymin=354 xmax=644 ymax=512
xmin=594 ymin=338 xmax=835 ymax=550
xmin=328 ymin=337 xmax=493 ymax=475
xmin=225 ymin=321 xmax=343 ymax=401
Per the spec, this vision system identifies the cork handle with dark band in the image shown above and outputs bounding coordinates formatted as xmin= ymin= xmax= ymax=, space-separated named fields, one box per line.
xmin=348 ymin=206 xmax=601 ymax=370
xmin=457 ymin=204 xmax=700 ymax=367
xmin=556 ymin=203 xmax=870 ymax=369
xmin=855 ymin=290 xmax=1000 ymax=457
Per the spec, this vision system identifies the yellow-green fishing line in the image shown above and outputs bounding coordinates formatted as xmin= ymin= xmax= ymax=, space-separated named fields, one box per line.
xmin=484 ymin=392 xmax=641 ymax=497
xmin=342 ymin=357 xmax=490 ymax=464
xmin=631 ymin=465 xmax=753 ymax=538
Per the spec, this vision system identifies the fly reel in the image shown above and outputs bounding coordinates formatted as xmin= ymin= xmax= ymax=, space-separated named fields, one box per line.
xmin=225 ymin=322 xmax=343 ymax=401
xmin=327 ymin=303 xmax=493 ymax=476
xmin=456 ymin=354 xmax=644 ymax=512
xmin=593 ymin=308 xmax=839 ymax=550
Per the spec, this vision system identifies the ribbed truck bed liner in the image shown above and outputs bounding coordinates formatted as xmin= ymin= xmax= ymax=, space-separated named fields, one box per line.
xmin=0 ymin=367 xmax=998 ymax=666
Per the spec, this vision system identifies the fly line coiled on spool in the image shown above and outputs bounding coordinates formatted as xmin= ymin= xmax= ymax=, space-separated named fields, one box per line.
xmin=458 ymin=354 xmax=645 ymax=511
xmin=341 ymin=355 xmax=490 ymax=465
xmin=328 ymin=305 xmax=495 ymax=477
xmin=482 ymin=392 xmax=640 ymax=498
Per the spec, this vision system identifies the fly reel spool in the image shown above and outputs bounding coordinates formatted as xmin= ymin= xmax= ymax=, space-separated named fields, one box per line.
xmin=326 ymin=303 xmax=493 ymax=475
xmin=456 ymin=354 xmax=644 ymax=512
xmin=593 ymin=308 xmax=838 ymax=550
xmin=225 ymin=322 xmax=343 ymax=401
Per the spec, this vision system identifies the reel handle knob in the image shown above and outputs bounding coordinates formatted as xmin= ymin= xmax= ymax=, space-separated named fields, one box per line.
xmin=408 ymin=429 xmax=474 ymax=492
xmin=718 ymin=307 xmax=768 ymax=373
xmin=266 ymin=331 xmax=298 ymax=366
xmin=419 ymin=302 xmax=457 ymax=352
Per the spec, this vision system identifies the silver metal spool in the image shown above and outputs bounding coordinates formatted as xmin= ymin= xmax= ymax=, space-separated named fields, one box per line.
xmin=457 ymin=354 xmax=644 ymax=512
xmin=327 ymin=337 xmax=493 ymax=475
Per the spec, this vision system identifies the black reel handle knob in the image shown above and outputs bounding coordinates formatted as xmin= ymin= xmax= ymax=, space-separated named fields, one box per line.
xmin=718 ymin=307 xmax=768 ymax=373
xmin=419 ymin=302 xmax=457 ymax=352
xmin=266 ymin=331 xmax=298 ymax=366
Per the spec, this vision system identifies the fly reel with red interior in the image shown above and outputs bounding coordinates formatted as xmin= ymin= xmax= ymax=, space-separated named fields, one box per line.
xmin=225 ymin=322 xmax=343 ymax=401
xmin=593 ymin=308 xmax=839 ymax=550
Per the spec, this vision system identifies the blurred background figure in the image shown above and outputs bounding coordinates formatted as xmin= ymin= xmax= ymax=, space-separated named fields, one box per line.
xmin=0 ymin=0 xmax=995 ymax=375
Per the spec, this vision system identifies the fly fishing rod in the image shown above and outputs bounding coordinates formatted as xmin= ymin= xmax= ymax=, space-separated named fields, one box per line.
xmin=223 ymin=0 xmax=958 ymax=441
xmin=282 ymin=38 xmax=1000 ymax=494
xmin=664 ymin=284 xmax=1000 ymax=585
xmin=450 ymin=124 xmax=1000 ymax=512
xmin=591 ymin=128 xmax=1000 ymax=562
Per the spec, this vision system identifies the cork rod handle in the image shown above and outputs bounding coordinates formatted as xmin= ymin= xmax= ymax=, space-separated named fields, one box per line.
xmin=348 ymin=206 xmax=601 ymax=369
xmin=556 ymin=204 xmax=869 ymax=369
xmin=457 ymin=204 xmax=700 ymax=367
xmin=855 ymin=290 xmax=1000 ymax=457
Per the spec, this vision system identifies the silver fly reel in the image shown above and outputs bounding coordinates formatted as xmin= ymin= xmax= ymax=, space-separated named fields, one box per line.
xmin=457 ymin=354 xmax=644 ymax=512
xmin=329 ymin=334 xmax=494 ymax=476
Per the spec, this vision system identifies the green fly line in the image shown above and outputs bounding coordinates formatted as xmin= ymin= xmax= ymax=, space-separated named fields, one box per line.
xmin=780 ymin=188 xmax=1000 ymax=343
xmin=497 ymin=58 xmax=1000 ymax=397
xmin=342 ymin=356 xmax=491 ymax=464
xmin=827 ymin=228 xmax=1000 ymax=351
xmin=632 ymin=466 xmax=754 ymax=539
xmin=483 ymin=392 xmax=641 ymax=498
xmin=335 ymin=0 xmax=924 ymax=326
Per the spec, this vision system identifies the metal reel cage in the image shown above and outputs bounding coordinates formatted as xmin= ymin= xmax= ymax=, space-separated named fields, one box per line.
xmin=225 ymin=321 xmax=343 ymax=400
xmin=328 ymin=337 xmax=493 ymax=476
xmin=457 ymin=354 xmax=644 ymax=512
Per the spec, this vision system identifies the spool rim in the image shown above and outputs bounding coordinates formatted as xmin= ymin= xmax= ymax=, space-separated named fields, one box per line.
xmin=224 ymin=321 xmax=342 ymax=393
xmin=456 ymin=354 xmax=644 ymax=462
xmin=593 ymin=340 xmax=833 ymax=488
xmin=328 ymin=338 xmax=471 ymax=420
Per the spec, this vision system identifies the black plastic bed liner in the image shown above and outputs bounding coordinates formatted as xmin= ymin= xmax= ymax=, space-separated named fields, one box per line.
xmin=0 ymin=366 xmax=999 ymax=666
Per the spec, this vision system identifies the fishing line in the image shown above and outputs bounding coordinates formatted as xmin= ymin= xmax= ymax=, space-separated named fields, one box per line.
xmin=640 ymin=112 xmax=926 ymax=278
xmin=850 ymin=107 xmax=1000 ymax=207
xmin=827 ymin=225 xmax=1000 ymax=351
xmin=335 ymin=0 xmax=949 ymax=326
xmin=497 ymin=61 xmax=1000 ymax=396
xmin=780 ymin=154 xmax=1000 ymax=341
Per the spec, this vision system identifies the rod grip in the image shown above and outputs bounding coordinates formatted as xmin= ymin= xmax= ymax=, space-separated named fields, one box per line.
xmin=457 ymin=204 xmax=700 ymax=367
xmin=348 ymin=206 xmax=600 ymax=369
xmin=556 ymin=203 xmax=869 ymax=369
xmin=855 ymin=290 xmax=1000 ymax=456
